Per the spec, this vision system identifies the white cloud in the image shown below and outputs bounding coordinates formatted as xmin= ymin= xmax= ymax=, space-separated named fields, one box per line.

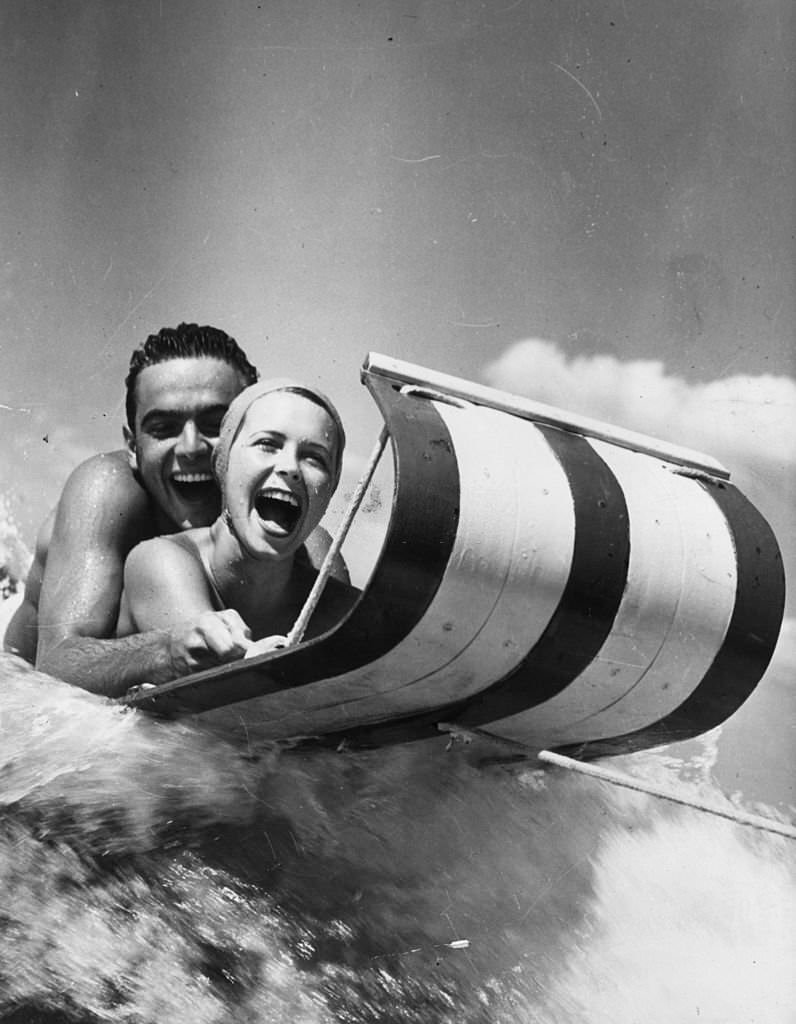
xmin=482 ymin=339 xmax=796 ymax=473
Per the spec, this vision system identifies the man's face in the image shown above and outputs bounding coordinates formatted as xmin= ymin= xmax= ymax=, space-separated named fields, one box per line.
xmin=125 ymin=357 xmax=247 ymax=530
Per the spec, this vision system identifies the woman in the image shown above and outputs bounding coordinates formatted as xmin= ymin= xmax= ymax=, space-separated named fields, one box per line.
xmin=116 ymin=379 xmax=359 ymax=676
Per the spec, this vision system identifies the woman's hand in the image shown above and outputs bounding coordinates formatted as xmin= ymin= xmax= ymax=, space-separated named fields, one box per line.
xmin=243 ymin=635 xmax=289 ymax=659
xmin=167 ymin=609 xmax=253 ymax=675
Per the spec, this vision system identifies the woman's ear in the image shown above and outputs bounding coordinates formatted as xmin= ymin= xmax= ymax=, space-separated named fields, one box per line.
xmin=123 ymin=425 xmax=138 ymax=471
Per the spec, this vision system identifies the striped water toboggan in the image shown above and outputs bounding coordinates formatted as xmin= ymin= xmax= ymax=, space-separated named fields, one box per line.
xmin=123 ymin=353 xmax=786 ymax=759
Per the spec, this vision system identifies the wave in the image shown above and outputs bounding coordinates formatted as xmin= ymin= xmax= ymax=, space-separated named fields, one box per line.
xmin=0 ymin=654 xmax=792 ymax=1022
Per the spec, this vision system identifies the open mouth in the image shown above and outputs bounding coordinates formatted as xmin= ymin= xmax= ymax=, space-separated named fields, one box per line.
xmin=171 ymin=472 xmax=217 ymax=506
xmin=254 ymin=488 xmax=302 ymax=536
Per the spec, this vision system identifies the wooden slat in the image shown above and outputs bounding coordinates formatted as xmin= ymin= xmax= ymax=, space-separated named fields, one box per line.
xmin=363 ymin=351 xmax=731 ymax=480
xmin=566 ymin=479 xmax=786 ymax=757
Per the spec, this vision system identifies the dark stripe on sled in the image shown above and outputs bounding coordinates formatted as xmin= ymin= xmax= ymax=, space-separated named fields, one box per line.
xmin=561 ymin=479 xmax=786 ymax=759
xmin=320 ymin=427 xmax=630 ymax=748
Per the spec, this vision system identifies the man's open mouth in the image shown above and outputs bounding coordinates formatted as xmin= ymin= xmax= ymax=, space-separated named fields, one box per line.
xmin=171 ymin=471 xmax=217 ymax=505
xmin=254 ymin=488 xmax=302 ymax=536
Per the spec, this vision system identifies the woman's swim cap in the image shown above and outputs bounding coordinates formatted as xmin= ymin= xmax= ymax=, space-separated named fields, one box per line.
xmin=212 ymin=378 xmax=346 ymax=487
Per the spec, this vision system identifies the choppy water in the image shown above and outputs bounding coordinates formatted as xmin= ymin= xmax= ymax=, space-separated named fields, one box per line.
xmin=0 ymin=651 xmax=793 ymax=1024
xmin=1 ymin=504 xmax=794 ymax=1023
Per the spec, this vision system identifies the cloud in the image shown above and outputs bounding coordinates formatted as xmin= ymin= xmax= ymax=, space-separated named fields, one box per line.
xmin=482 ymin=339 xmax=796 ymax=474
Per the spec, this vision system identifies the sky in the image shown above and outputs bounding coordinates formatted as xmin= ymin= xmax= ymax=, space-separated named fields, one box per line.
xmin=1 ymin=0 xmax=793 ymax=621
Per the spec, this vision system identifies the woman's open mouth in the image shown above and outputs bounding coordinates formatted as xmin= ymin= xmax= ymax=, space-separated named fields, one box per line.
xmin=254 ymin=488 xmax=302 ymax=536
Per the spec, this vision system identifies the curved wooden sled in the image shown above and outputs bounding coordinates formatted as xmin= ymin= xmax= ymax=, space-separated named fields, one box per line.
xmin=122 ymin=353 xmax=786 ymax=758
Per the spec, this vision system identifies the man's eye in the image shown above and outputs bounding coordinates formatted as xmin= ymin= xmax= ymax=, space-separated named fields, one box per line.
xmin=198 ymin=417 xmax=224 ymax=438
xmin=146 ymin=422 xmax=179 ymax=439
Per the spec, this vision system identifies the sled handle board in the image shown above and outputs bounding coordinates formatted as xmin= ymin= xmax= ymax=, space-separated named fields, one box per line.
xmin=362 ymin=352 xmax=731 ymax=480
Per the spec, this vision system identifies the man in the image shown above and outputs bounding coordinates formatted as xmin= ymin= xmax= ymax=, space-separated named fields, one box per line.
xmin=3 ymin=323 xmax=346 ymax=697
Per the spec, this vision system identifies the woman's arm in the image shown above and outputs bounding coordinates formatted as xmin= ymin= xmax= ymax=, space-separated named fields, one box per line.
xmin=121 ymin=537 xmax=253 ymax=676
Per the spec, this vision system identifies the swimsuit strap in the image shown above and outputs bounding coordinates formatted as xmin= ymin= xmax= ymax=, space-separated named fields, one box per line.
xmin=198 ymin=544 xmax=226 ymax=611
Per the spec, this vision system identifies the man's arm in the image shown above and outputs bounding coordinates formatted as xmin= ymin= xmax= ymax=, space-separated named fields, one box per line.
xmin=34 ymin=453 xmax=182 ymax=697
xmin=2 ymin=509 xmax=53 ymax=663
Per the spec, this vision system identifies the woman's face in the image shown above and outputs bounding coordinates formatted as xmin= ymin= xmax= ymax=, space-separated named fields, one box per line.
xmin=223 ymin=391 xmax=339 ymax=559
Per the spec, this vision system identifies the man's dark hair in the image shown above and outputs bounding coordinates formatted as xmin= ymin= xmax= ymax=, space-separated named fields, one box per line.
xmin=125 ymin=323 xmax=259 ymax=428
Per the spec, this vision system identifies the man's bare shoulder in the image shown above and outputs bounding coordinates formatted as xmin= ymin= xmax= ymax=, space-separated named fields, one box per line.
xmin=58 ymin=450 xmax=150 ymax=520
xmin=64 ymin=449 xmax=144 ymax=493
xmin=48 ymin=449 xmax=156 ymax=560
